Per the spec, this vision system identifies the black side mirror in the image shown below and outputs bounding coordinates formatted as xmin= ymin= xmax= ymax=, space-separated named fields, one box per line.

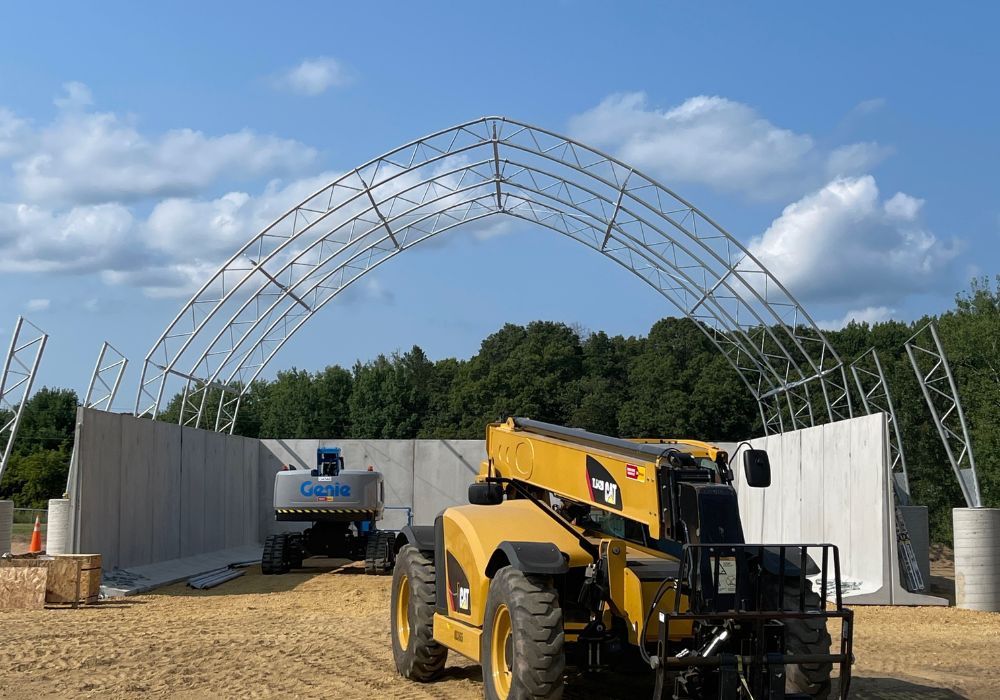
xmin=468 ymin=483 xmax=504 ymax=505
xmin=743 ymin=449 xmax=771 ymax=488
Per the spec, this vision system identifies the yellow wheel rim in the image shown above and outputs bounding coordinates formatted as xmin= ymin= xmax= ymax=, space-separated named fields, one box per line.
xmin=395 ymin=574 xmax=411 ymax=649
xmin=490 ymin=603 xmax=513 ymax=697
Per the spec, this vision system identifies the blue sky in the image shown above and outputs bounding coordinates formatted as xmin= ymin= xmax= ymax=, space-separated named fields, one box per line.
xmin=0 ymin=2 xmax=997 ymax=404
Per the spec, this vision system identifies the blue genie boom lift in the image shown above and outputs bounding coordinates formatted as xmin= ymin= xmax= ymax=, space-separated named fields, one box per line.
xmin=261 ymin=446 xmax=396 ymax=575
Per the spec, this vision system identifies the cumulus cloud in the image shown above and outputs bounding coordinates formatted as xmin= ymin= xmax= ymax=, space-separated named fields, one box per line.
xmin=278 ymin=57 xmax=353 ymax=96
xmin=24 ymin=298 xmax=50 ymax=312
xmin=749 ymin=175 xmax=959 ymax=306
xmin=4 ymin=83 xmax=316 ymax=205
xmin=0 ymin=108 xmax=28 ymax=159
xmin=0 ymin=201 xmax=134 ymax=273
xmin=53 ymin=81 xmax=93 ymax=111
xmin=818 ymin=305 xmax=895 ymax=330
xmin=144 ymin=172 xmax=340 ymax=260
xmin=568 ymin=93 xmax=887 ymax=199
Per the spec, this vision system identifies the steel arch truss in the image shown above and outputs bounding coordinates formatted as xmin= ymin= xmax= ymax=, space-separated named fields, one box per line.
xmin=84 ymin=342 xmax=129 ymax=411
xmin=0 ymin=316 xmax=47 ymax=483
xmin=850 ymin=348 xmax=909 ymax=498
xmin=133 ymin=117 xmax=853 ymax=434
xmin=905 ymin=322 xmax=982 ymax=507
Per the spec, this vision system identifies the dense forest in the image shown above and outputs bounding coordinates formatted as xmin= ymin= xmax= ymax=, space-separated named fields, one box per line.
xmin=3 ymin=279 xmax=999 ymax=543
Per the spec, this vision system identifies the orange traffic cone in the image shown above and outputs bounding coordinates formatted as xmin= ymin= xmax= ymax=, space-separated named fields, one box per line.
xmin=28 ymin=515 xmax=42 ymax=553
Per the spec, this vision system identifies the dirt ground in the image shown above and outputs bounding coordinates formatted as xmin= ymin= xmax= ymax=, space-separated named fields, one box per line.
xmin=1 ymin=558 xmax=997 ymax=700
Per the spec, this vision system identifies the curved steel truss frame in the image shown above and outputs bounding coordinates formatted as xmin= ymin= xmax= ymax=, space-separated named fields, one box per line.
xmin=0 ymin=316 xmax=47 ymax=483
xmin=905 ymin=322 xmax=982 ymax=508
xmin=850 ymin=348 xmax=909 ymax=498
xmin=133 ymin=117 xmax=853 ymax=434
xmin=84 ymin=342 xmax=128 ymax=412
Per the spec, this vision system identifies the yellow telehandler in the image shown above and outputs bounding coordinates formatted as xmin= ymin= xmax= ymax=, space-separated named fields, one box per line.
xmin=390 ymin=418 xmax=853 ymax=699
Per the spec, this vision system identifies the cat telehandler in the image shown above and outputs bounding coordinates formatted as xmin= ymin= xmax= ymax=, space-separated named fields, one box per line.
xmin=390 ymin=418 xmax=853 ymax=699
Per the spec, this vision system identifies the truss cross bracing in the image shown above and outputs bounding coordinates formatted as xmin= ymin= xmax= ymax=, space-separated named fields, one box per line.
xmin=905 ymin=322 xmax=982 ymax=508
xmin=0 ymin=316 xmax=48 ymax=483
xmin=132 ymin=117 xmax=853 ymax=434
xmin=84 ymin=342 xmax=129 ymax=411
xmin=850 ymin=348 xmax=909 ymax=498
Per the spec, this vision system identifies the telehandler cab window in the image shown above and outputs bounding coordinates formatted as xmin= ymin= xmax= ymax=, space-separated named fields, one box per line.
xmin=579 ymin=508 xmax=646 ymax=544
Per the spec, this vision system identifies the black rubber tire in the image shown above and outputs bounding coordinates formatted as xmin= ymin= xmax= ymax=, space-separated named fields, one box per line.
xmin=391 ymin=545 xmax=448 ymax=681
xmin=482 ymin=566 xmax=564 ymax=700
xmin=261 ymin=534 xmax=285 ymax=575
xmin=766 ymin=579 xmax=832 ymax=699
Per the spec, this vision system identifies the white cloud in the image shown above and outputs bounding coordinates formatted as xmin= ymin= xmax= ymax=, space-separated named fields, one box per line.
xmin=53 ymin=81 xmax=93 ymax=111
xmin=818 ymin=305 xmax=895 ymax=330
xmin=144 ymin=172 xmax=340 ymax=260
xmin=749 ymin=175 xmax=959 ymax=306
xmin=101 ymin=260 xmax=220 ymax=299
xmin=568 ymin=92 xmax=887 ymax=199
xmin=339 ymin=277 xmax=394 ymax=305
xmin=278 ymin=57 xmax=353 ymax=96
xmin=0 ymin=201 xmax=134 ymax=273
xmin=24 ymin=298 xmax=50 ymax=312
xmin=0 ymin=108 xmax=28 ymax=159
xmin=6 ymin=83 xmax=316 ymax=205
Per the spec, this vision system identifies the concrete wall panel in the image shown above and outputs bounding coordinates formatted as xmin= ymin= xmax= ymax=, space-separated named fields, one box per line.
xmin=800 ymin=427 xmax=826 ymax=544
xmin=413 ymin=440 xmax=484 ymax=524
xmin=203 ymin=431 xmax=227 ymax=553
xmin=333 ymin=439 xmax=415 ymax=510
xmin=150 ymin=420 xmax=182 ymax=563
xmin=118 ymin=417 xmax=155 ymax=568
xmin=76 ymin=408 xmax=122 ymax=568
xmin=180 ymin=426 xmax=207 ymax=557
xmin=223 ymin=437 xmax=245 ymax=549
xmin=741 ymin=414 xmax=896 ymax=602
xmin=243 ymin=437 xmax=259 ymax=547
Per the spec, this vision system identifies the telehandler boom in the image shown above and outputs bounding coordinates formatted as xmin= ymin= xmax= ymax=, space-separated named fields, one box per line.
xmin=391 ymin=418 xmax=853 ymax=699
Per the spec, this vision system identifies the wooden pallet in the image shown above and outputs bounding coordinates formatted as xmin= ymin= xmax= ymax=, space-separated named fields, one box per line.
xmin=0 ymin=553 xmax=102 ymax=609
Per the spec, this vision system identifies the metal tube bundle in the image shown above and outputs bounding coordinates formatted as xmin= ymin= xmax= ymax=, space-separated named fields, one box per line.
xmin=187 ymin=567 xmax=245 ymax=590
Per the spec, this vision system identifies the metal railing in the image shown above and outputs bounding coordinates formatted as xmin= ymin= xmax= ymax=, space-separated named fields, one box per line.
xmin=12 ymin=507 xmax=47 ymax=525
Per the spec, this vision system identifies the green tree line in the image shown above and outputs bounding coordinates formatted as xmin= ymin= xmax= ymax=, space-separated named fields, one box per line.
xmin=3 ymin=278 xmax=1000 ymax=542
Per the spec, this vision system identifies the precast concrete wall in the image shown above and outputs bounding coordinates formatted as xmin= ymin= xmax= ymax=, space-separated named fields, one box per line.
xmin=258 ymin=439 xmax=484 ymax=537
xmin=68 ymin=408 xmax=260 ymax=571
xmin=737 ymin=413 xmax=942 ymax=605
xmin=67 ymin=407 xmax=943 ymax=606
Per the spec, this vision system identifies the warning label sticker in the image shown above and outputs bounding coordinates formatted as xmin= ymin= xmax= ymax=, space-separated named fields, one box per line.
xmin=715 ymin=557 xmax=738 ymax=594
xmin=625 ymin=464 xmax=646 ymax=481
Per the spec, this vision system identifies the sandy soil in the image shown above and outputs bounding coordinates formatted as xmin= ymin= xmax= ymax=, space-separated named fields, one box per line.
xmin=1 ymin=559 xmax=997 ymax=700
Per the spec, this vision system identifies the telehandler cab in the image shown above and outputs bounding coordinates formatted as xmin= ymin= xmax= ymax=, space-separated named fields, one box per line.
xmin=391 ymin=418 xmax=853 ymax=699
